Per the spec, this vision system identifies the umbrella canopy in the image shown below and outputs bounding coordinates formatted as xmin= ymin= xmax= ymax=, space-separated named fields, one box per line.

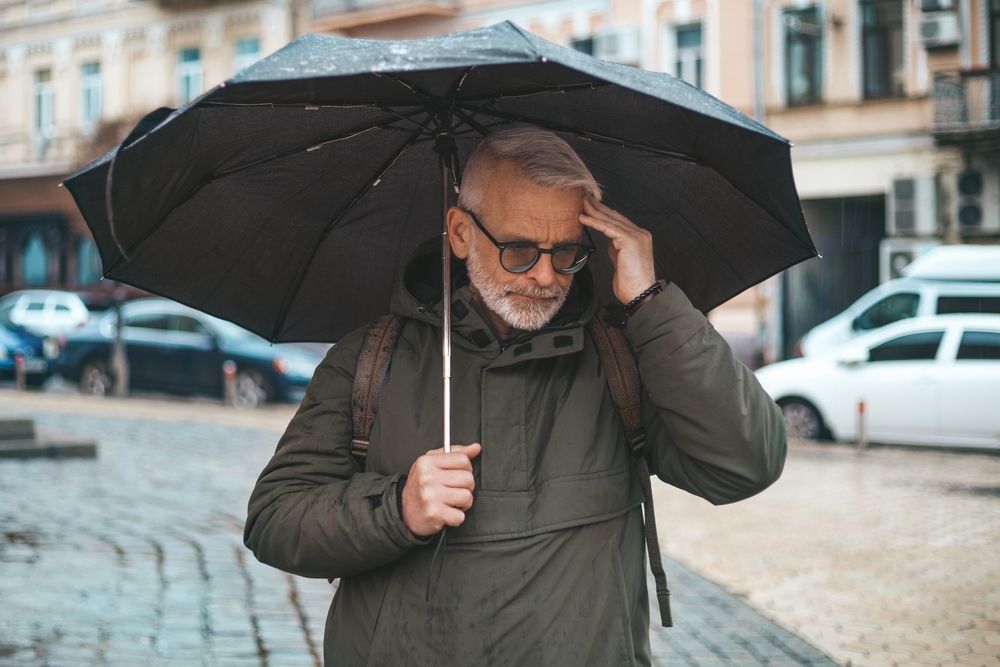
xmin=64 ymin=21 xmax=816 ymax=343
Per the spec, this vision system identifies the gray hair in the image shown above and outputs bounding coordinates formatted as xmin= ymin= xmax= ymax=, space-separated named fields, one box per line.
xmin=457 ymin=127 xmax=602 ymax=214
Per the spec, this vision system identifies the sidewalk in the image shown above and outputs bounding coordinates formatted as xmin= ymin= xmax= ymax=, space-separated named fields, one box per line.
xmin=0 ymin=390 xmax=1000 ymax=667
xmin=653 ymin=440 xmax=1000 ymax=667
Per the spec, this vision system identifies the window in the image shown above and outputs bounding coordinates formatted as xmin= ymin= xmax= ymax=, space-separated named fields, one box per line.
xmin=861 ymin=0 xmax=904 ymax=100
xmin=234 ymin=38 xmax=260 ymax=73
xmin=169 ymin=315 xmax=209 ymax=335
xmin=937 ymin=295 xmax=1000 ymax=315
xmin=853 ymin=292 xmax=919 ymax=331
xmin=80 ymin=62 xmax=102 ymax=130
xmin=784 ymin=7 xmax=823 ymax=106
xmin=22 ymin=233 xmax=48 ymax=286
xmin=25 ymin=301 xmax=45 ymax=312
xmin=33 ymin=69 xmax=54 ymax=155
xmin=177 ymin=47 xmax=203 ymax=105
xmin=675 ymin=24 xmax=703 ymax=88
xmin=957 ymin=330 xmax=1000 ymax=360
xmin=570 ymin=37 xmax=595 ymax=56
xmin=125 ymin=313 xmax=171 ymax=330
xmin=77 ymin=237 xmax=102 ymax=285
xmin=869 ymin=331 xmax=943 ymax=362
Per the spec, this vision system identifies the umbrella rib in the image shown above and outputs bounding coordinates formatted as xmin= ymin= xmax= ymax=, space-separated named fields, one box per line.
xmin=450 ymin=108 xmax=495 ymax=138
xmin=268 ymin=131 xmax=422 ymax=342
xmin=208 ymin=111 xmax=427 ymax=180
xmin=461 ymin=103 xmax=699 ymax=164
xmin=377 ymin=105 xmax=438 ymax=136
xmin=461 ymin=81 xmax=612 ymax=104
xmin=200 ymin=101 xmax=384 ymax=109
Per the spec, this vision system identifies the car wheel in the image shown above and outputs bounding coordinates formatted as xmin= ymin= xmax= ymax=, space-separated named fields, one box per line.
xmin=778 ymin=398 xmax=824 ymax=441
xmin=80 ymin=360 xmax=114 ymax=397
xmin=233 ymin=368 xmax=272 ymax=409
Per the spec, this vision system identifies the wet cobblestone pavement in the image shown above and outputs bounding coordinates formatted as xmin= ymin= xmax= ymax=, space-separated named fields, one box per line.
xmin=0 ymin=393 xmax=836 ymax=666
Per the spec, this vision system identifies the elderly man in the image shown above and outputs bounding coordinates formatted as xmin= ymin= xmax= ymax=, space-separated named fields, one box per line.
xmin=244 ymin=127 xmax=786 ymax=666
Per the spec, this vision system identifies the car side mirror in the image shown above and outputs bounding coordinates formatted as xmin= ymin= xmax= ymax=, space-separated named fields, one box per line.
xmin=836 ymin=344 xmax=869 ymax=366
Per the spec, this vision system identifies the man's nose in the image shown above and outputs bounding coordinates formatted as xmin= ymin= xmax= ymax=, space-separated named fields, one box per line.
xmin=526 ymin=252 xmax=558 ymax=286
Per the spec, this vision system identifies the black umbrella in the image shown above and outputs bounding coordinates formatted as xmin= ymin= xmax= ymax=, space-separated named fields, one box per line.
xmin=64 ymin=21 xmax=816 ymax=348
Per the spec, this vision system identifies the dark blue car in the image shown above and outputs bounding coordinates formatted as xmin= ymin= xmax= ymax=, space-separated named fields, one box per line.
xmin=0 ymin=311 xmax=54 ymax=387
xmin=57 ymin=298 xmax=327 ymax=406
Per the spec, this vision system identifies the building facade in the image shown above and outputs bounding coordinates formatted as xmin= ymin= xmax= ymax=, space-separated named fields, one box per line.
xmin=2 ymin=0 xmax=997 ymax=358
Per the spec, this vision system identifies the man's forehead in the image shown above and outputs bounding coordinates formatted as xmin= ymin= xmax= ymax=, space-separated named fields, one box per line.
xmin=491 ymin=207 xmax=585 ymax=241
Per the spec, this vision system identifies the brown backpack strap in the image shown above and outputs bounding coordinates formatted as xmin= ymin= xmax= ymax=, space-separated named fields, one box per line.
xmin=587 ymin=313 xmax=673 ymax=628
xmin=351 ymin=314 xmax=405 ymax=466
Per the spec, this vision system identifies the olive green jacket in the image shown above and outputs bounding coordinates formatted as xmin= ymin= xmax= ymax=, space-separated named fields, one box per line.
xmin=244 ymin=257 xmax=786 ymax=666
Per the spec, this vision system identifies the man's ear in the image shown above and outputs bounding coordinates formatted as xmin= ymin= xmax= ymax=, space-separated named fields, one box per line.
xmin=447 ymin=207 xmax=473 ymax=260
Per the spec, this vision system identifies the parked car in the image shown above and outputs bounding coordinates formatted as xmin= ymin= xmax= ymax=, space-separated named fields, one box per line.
xmin=57 ymin=298 xmax=326 ymax=406
xmin=756 ymin=314 xmax=1000 ymax=449
xmin=0 ymin=290 xmax=90 ymax=338
xmin=798 ymin=245 xmax=1000 ymax=356
xmin=0 ymin=311 xmax=53 ymax=387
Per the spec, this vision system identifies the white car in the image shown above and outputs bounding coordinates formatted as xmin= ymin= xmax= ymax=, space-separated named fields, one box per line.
xmin=0 ymin=290 xmax=90 ymax=338
xmin=756 ymin=315 xmax=1000 ymax=449
xmin=798 ymin=245 xmax=1000 ymax=357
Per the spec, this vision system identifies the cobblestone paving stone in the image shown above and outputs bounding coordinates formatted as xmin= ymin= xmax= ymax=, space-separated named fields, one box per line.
xmin=0 ymin=393 xmax=835 ymax=666
xmin=654 ymin=441 xmax=1000 ymax=667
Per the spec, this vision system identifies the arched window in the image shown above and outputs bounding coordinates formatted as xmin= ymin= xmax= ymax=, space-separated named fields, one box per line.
xmin=77 ymin=237 xmax=102 ymax=285
xmin=22 ymin=232 xmax=48 ymax=285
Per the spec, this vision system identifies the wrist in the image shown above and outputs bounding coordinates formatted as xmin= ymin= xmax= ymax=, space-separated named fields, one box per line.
xmin=623 ymin=281 xmax=665 ymax=317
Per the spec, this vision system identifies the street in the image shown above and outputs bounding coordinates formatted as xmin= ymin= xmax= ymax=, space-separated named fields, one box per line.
xmin=0 ymin=390 xmax=997 ymax=666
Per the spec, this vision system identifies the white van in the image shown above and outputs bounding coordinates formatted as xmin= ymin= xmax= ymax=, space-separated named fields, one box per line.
xmin=798 ymin=245 xmax=1000 ymax=356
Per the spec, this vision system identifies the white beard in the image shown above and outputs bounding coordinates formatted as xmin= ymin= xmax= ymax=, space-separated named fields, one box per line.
xmin=466 ymin=241 xmax=570 ymax=331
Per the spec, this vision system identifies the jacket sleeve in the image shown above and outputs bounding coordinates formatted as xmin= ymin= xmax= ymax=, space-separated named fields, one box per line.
xmin=243 ymin=326 xmax=430 ymax=579
xmin=623 ymin=281 xmax=787 ymax=505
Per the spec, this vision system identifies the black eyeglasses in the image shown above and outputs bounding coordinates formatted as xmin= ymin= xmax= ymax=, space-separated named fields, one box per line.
xmin=464 ymin=210 xmax=596 ymax=275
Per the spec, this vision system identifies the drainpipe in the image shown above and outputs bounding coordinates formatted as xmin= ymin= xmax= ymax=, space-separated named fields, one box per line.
xmin=753 ymin=0 xmax=783 ymax=364
xmin=753 ymin=0 xmax=766 ymax=123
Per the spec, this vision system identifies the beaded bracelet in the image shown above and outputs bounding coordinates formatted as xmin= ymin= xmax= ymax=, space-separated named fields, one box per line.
xmin=624 ymin=281 xmax=664 ymax=317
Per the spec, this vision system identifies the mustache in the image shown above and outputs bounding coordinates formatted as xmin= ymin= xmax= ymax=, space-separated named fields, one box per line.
xmin=504 ymin=284 xmax=567 ymax=299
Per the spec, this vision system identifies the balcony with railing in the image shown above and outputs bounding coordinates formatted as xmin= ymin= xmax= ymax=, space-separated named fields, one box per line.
xmin=933 ymin=69 xmax=1000 ymax=146
xmin=311 ymin=0 xmax=457 ymax=30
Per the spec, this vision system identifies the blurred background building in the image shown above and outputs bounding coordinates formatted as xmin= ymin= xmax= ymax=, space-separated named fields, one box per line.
xmin=1 ymin=0 xmax=997 ymax=359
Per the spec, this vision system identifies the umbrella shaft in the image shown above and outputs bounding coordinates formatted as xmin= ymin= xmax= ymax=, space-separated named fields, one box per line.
xmin=441 ymin=161 xmax=452 ymax=454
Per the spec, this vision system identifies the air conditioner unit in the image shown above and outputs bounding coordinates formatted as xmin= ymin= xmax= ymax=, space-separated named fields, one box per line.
xmin=919 ymin=12 xmax=961 ymax=49
xmin=919 ymin=0 xmax=954 ymax=11
xmin=594 ymin=26 xmax=640 ymax=65
xmin=955 ymin=168 xmax=1000 ymax=236
xmin=879 ymin=238 xmax=941 ymax=283
xmin=888 ymin=175 xmax=939 ymax=237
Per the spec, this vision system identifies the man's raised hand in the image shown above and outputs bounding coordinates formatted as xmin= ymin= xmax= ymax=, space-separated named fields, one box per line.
xmin=579 ymin=194 xmax=657 ymax=305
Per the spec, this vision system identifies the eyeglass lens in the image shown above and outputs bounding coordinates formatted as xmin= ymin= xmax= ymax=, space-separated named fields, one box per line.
xmin=501 ymin=243 xmax=590 ymax=274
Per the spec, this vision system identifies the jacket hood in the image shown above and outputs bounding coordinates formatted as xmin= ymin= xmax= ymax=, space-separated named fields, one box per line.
xmin=389 ymin=237 xmax=599 ymax=352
